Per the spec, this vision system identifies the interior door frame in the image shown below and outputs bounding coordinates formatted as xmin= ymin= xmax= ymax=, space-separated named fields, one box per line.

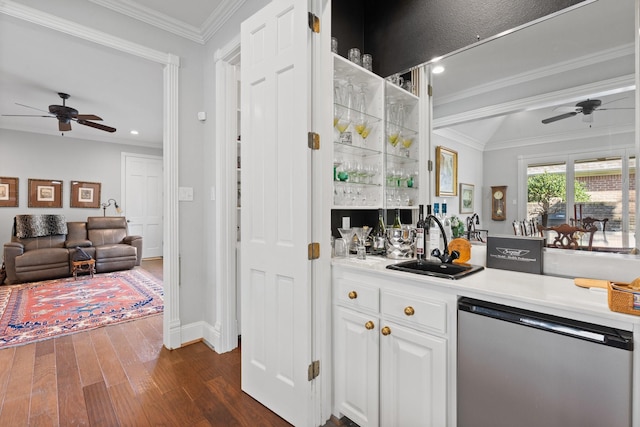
xmin=213 ymin=35 xmax=241 ymax=353
xmin=0 ymin=1 xmax=182 ymax=349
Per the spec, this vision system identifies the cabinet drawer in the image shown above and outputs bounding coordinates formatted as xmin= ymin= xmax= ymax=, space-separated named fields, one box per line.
xmin=381 ymin=291 xmax=447 ymax=333
xmin=336 ymin=279 xmax=379 ymax=312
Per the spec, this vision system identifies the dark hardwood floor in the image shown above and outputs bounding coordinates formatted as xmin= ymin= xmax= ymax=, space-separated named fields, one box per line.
xmin=0 ymin=259 xmax=347 ymax=426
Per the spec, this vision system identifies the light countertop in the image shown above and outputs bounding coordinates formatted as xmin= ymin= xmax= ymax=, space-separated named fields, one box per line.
xmin=332 ymin=255 xmax=640 ymax=329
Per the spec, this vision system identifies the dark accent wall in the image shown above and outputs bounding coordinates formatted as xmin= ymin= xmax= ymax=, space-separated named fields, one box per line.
xmin=334 ymin=0 xmax=585 ymax=77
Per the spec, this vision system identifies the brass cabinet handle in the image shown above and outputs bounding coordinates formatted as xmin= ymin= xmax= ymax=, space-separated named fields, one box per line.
xmin=404 ymin=306 xmax=415 ymax=316
xmin=348 ymin=291 xmax=358 ymax=299
xmin=381 ymin=326 xmax=391 ymax=336
xmin=365 ymin=321 xmax=375 ymax=330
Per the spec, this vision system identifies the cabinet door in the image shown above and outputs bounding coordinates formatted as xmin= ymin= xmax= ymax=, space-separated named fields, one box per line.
xmin=379 ymin=322 xmax=447 ymax=427
xmin=334 ymin=307 xmax=379 ymax=427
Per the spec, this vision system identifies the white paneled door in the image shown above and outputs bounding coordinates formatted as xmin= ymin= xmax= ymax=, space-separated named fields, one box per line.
xmin=240 ymin=0 xmax=314 ymax=425
xmin=122 ymin=153 xmax=163 ymax=259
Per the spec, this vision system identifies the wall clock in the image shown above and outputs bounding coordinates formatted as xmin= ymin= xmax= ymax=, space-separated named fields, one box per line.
xmin=491 ymin=186 xmax=507 ymax=221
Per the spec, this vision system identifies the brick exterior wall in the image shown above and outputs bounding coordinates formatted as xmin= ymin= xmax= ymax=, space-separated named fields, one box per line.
xmin=527 ymin=173 xmax=636 ymax=231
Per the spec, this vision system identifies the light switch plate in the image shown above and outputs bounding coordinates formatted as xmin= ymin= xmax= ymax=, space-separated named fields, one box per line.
xmin=179 ymin=186 xmax=194 ymax=201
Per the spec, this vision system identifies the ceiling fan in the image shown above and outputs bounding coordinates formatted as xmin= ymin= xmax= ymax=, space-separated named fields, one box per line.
xmin=2 ymin=92 xmax=116 ymax=133
xmin=541 ymin=98 xmax=631 ymax=124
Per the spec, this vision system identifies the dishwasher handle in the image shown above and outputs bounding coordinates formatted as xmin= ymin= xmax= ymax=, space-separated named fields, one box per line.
xmin=458 ymin=297 xmax=633 ymax=351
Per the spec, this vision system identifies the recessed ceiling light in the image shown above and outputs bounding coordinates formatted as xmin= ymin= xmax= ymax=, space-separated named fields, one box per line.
xmin=432 ymin=65 xmax=445 ymax=74
xmin=130 ymin=130 xmax=139 ymax=135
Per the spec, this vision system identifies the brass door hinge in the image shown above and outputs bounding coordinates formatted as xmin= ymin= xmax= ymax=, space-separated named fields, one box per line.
xmin=308 ymin=242 xmax=320 ymax=260
xmin=308 ymin=131 xmax=320 ymax=150
xmin=308 ymin=12 xmax=320 ymax=33
xmin=428 ymin=84 xmax=433 ymax=97
xmin=308 ymin=360 xmax=320 ymax=381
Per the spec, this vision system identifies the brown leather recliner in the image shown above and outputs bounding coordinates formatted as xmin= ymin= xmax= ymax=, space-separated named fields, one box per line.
xmin=86 ymin=217 xmax=142 ymax=273
xmin=3 ymin=234 xmax=70 ymax=285
xmin=3 ymin=216 xmax=143 ymax=284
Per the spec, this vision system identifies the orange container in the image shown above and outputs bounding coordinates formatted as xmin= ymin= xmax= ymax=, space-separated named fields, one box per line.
xmin=608 ymin=282 xmax=640 ymax=316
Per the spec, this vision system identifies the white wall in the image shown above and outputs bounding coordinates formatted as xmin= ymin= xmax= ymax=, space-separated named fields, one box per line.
xmin=0 ymin=128 xmax=161 ymax=245
xmin=483 ymin=130 xmax=634 ymax=236
xmin=432 ymin=132 xmax=484 ymax=227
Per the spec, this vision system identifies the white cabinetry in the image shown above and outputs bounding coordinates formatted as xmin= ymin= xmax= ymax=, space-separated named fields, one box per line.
xmin=332 ymin=54 xmax=420 ymax=210
xmin=333 ymin=269 xmax=449 ymax=427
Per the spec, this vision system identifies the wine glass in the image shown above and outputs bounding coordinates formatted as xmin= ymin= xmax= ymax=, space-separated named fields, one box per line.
xmin=353 ymin=85 xmax=368 ymax=137
xmin=338 ymin=228 xmax=356 ymax=257
xmin=361 ymin=120 xmax=376 ymax=145
xmin=386 ymin=103 xmax=400 ymax=149
xmin=400 ymin=132 xmax=415 ymax=157
xmin=334 ymin=80 xmax=351 ymax=133
xmin=353 ymin=226 xmax=373 ymax=259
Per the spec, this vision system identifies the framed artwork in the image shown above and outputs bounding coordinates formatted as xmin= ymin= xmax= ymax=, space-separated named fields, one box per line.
xmin=459 ymin=183 xmax=474 ymax=214
xmin=70 ymin=181 xmax=101 ymax=208
xmin=28 ymin=178 xmax=63 ymax=208
xmin=0 ymin=176 xmax=19 ymax=207
xmin=435 ymin=146 xmax=458 ymax=196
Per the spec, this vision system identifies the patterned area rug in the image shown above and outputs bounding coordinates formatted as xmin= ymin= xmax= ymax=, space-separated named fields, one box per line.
xmin=0 ymin=268 xmax=163 ymax=349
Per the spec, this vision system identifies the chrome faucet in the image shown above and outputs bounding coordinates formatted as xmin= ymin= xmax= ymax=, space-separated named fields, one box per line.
xmin=466 ymin=213 xmax=480 ymax=240
xmin=426 ymin=215 xmax=459 ymax=264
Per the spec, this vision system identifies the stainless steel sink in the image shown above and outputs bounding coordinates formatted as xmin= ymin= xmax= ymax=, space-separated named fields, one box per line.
xmin=386 ymin=259 xmax=484 ymax=280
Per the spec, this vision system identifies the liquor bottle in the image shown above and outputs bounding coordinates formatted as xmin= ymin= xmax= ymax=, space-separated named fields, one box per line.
xmin=425 ymin=204 xmax=433 ymax=260
xmin=442 ymin=202 xmax=452 ymax=243
xmin=429 ymin=204 xmax=441 ymax=254
xmin=415 ymin=205 xmax=426 ymax=261
xmin=372 ymin=209 xmax=386 ymax=255
xmin=392 ymin=208 xmax=402 ymax=228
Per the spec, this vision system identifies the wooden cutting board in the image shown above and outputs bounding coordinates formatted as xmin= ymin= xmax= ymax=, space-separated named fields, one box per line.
xmin=573 ymin=278 xmax=639 ymax=289
xmin=448 ymin=238 xmax=471 ymax=264
xmin=573 ymin=278 xmax=611 ymax=289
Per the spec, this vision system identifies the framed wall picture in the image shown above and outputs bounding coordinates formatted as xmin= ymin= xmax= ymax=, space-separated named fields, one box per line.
xmin=70 ymin=181 xmax=101 ymax=208
xmin=435 ymin=146 xmax=458 ymax=196
xmin=28 ymin=179 xmax=63 ymax=208
xmin=459 ymin=183 xmax=474 ymax=214
xmin=0 ymin=177 xmax=19 ymax=207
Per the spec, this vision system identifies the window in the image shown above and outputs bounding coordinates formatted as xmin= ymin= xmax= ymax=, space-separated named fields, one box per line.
xmin=527 ymin=162 xmax=567 ymax=226
xmin=525 ymin=153 xmax=636 ymax=251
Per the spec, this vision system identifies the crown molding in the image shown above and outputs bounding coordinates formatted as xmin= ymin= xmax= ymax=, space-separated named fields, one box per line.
xmin=485 ymin=123 xmax=634 ymax=152
xmin=89 ymin=0 xmax=204 ymax=43
xmin=0 ymin=0 xmax=173 ymax=65
xmin=202 ymin=0 xmax=247 ymax=43
xmin=438 ymin=43 xmax=634 ymax=106
xmin=434 ymin=128 xmax=486 ymax=151
xmin=88 ymin=0 xmax=247 ymax=44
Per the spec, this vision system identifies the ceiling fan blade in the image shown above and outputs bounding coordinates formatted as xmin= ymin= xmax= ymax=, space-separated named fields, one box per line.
xmin=77 ymin=119 xmax=116 ymax=133
xmin=1 ymin=114 xmax=54 ymax=118
xmin=542 ymin=112 xmax=578 ymax=124
xmin=15 ymin=103 xmax=53 ymax=115
xmin=76 ymin=114 xmax=103 ymax=121
xmin=59 ymin=121 xmax=72 ymax=132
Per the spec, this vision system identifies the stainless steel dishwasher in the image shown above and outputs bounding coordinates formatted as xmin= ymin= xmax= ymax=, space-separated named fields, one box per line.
xmin=457 ymin=297 xmax=634 ymax=427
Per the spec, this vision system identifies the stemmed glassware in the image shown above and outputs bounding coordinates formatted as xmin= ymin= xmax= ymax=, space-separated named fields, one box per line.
xmin=338 ymin=228 xmax=356 ymax=257
xmin=353 ymin=85 xmax=368 ymax=139
xmin=386 ymin=102 xmax=400 ymax=149
xmin=353 ymin=226 xmax=373 ymax=259
xmin=334 ymin=80 xmax=351 ymax=133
